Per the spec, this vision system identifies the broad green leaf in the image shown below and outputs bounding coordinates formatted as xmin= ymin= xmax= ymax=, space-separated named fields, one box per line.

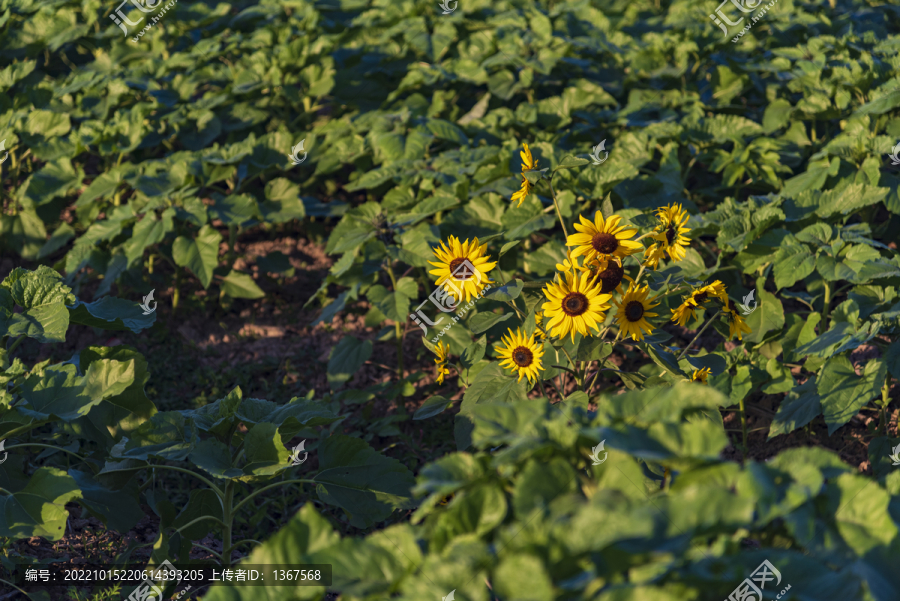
xmin=743 ymin=279 xmax=784 ymax=344
xmin=220 ymin=270 xmax=265 ymax=299
xmin=327 ymin=336 xmax=374 ymax=390
xmin=172 ymin=225 xmax=223 ymax=289
xmin=818 ymin=357 xmax=887 ymax=435
xmin=69 ymin=469 xmax=142 ymax=534
xmin=314 ymin=435 xmax=415 ymax=528
xmin=768 ymin=378 xmax=821 ymax=439
xmin=468 ymin=311 xmax=512 ymax=334
xmin=0 ymin=467 xmax=81 ymax=540
xmin=68 ymin=297 xmax=156 ymax=333
xmin=413 ymin=395 xmax=453 ymax=420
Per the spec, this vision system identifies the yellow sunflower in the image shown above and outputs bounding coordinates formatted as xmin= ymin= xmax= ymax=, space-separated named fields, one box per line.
xmin=434 ymin=340 xmax=451 ymax=385
xmin=670 ymin=280 xmax=728 ymax=327
xmin=428 ymin=236 xmax=497 ymax=303
xmin=594 ymin=259 xmax=633 ymax=295
xmin=495 ymin=328 xmax=545 ymax=383
xmin=511 ymin=143 xmax=539 ymax=208
xmin=642 ymin=242 xmax=667 ymax=271
xmin=567 ymin=212 xmax=643 ymax=265
xmin=691 ymin=367 xmax=712 ymax=385
xmin=614 ymin=284 xmax=659 ymax=341
xmin=723 ymin=304 xmax=753 ymax=341
xmin=651 ymin=203 xmax=692 ymax=262
xmin=542 ymin=270 xmax=612 ymax=342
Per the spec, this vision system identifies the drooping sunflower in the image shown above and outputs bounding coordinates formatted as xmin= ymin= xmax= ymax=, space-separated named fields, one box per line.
xmin=723 ymin=303 xmax=753 ymax=341
xmin=594 ymin=259 xmax=633 ymax=295
xmin=642 ymin=242 xmax=668 ymax=271
xmin=542 ymin=270 xmax=612 ymax=342
xmin=690 ymin=367 xmax=712 ymax=385
xmin=671 ymin=280 xmax=728 ymax=327
xmin=511 ymin=143 xmax=539 ymax=208
xmin=429 ymin=236 xmax=497 ymax=303
xmin=651 ymin=203 xmax=692 ymax=262
xmin=434 ymin=340 xmax=451 ymax=385
xmin=495 ymin=328 xmax=545 ymax=383
xmin=567 ymin=212 xmax=644 ymax=265
xmin=614 ymin=284 xmax=659 ymax=341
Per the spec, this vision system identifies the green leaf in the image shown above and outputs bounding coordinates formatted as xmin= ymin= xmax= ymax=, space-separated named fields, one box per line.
xmin=0 ymin=467 xmax=81 ymax=540
xmin=468 ymin=311 xmax=512 ymax=334
xmin=426 ymin=118 xmax=467 ymax=145
xmin=829 ymin=473 xmax=898 ymax=555
xmin=220 ymin=270 xmax=265 ymax=299
xmin=366 ymin=277 xmax=417 ymax=322
xmin=314 ymin=435 xmax=415 ymax=528
xmin=483 ymin=279 xmax=523 ymax=302
xmin=172 ymin=489 xmax=225 ymax=539
xmin=818 ymin=356 xmax=887 ymax=435
xmin=768 ymin=377 xmax=820 ymax=439
xmin=69 ymin=469 xmax=143 ymax=534
xmin=172 ymin=225 xmax=222 ymax=289
xmin=494 ymin=554 xmax=554 ymax=601
xmin=68 ymin=297 xmax=157 ymax=333
xmin=555 ymin=155 xmax=590 ymax=170
xmin=460 ymin=335 xmax=487 ymax=370
xmin=413 ymin=395 xmax=453 ymax=420
xmin=743 ymin=279 xmax=785 ymax=344
xmin=327 ymin=336 xmax=374 ymax=390
xmin=117 ymin=412 xmax=199 ymax=461
xmin=242 ymin=422 xmax=292 ymax=478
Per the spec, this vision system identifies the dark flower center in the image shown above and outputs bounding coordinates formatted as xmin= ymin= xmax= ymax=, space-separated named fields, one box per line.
xmin=449 ymin=258 xmax=473 ymax=280
xmin=512 ymin=347 xmax=533 ymax=367
xmin=694 ymin=292 xmax=708 ymax=304
xmin=597 ymin=262 xmax=624 ymax=293
xmin=665 ymin=226 xmax=676 ymax=245
xmin=625 ymin=301 xmax=645 ymax=322
xmin=562 ymin=292 xmax=588 ymax=316
xmin=591 ymin=232 xmax=619 ymax=254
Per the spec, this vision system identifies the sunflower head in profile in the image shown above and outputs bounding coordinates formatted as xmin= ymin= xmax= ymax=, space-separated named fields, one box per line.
xmin=594 ymin=259 xmax=632 ymax=295
xmin=495 ymin=328 xmax=545 ymax=383
xmin=542 ymin=270 xmax=612 ymax=342
xmin=651 ymin=203 xmax=692 ymax=262
xmin=434 ymin=340 xmax=451 ymax=384
xmin=511 ymin=143 xmax=539 ymax=208
xmin=567 ymin=212 xmax=643 ymax=265
xmin=429 ymin=236 xmax=496 ymax=303
xmin=690 ymin=367 xmax=712 ymax=385
xmin=723 ymin=302 xmax=753 ymax=341
xmin=642 ymin=242 xmax=667 ymax=271
xmin=614 ymin=284 xmax=659 ymax=341
xmin=670 ymin=281 xmax=728 ymax=327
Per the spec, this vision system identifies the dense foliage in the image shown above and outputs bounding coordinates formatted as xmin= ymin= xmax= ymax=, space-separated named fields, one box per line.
xmin=2 ymin=0 xmax=900 ymax=599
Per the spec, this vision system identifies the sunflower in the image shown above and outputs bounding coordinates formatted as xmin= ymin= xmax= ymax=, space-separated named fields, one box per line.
xmin=614 ymin=284 xmax=659 ymax=341
xmin=567 ymin=212 xmax=643 ymax=265
xmin=511 ymin=143 xmax=539 ymax=208
xmin=642 ymin=242 xmax=667 ymax=271
xmin=542 ymin=270 xmax=612 ymax=342
xmin=691 ymin=367 xmax=712 ymax=385
xmin=434 ymin=340 xmax=451 ymax=385
xmin=651 ymin=203 xmax=692 ymax=262
xmin=429 ymin=236 xmax=497 ymax=303
xmin=670 ymin=280 xmax=728 ymax=327
xmin=723 ymin=303 xmax=753 ymax=341
xmin=594 ymin=259 xmax=633 ymax=295
xmin=495 ymin=328 xmax=545 ymax=383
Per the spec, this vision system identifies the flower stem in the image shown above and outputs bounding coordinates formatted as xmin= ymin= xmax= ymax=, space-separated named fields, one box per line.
xmin=547 ymin=175 xmax=569 ymax=239
xmin=677 ymin=309 xmax=722 ymax=361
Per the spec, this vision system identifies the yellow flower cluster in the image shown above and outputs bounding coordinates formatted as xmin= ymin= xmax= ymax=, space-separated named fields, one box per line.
xmin=511 ymin=143 xmax=539 ymax=208
xmin=670 ymin=280 xmax=752 ymax=341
